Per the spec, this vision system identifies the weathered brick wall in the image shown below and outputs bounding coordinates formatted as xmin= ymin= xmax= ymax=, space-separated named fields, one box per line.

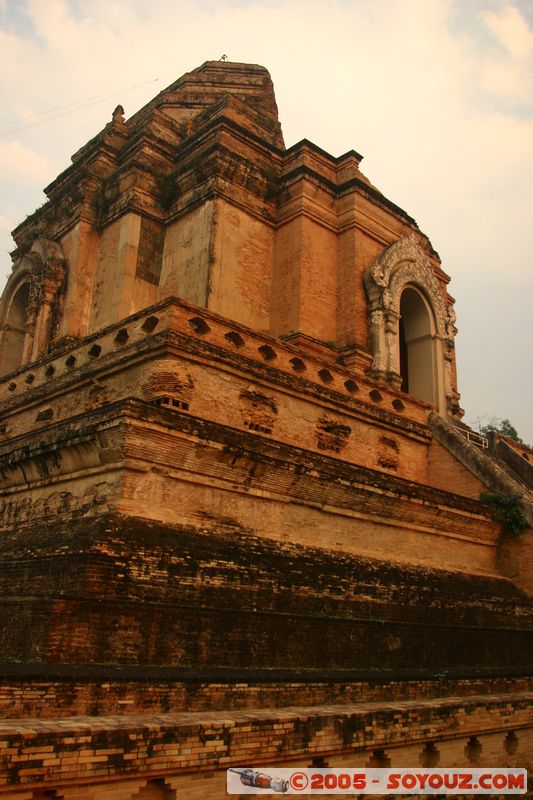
xmin=427 ymin=438 xmax=486 ymax=499
xmin=0 ymin=395 xmax=503 ymax=576
xmin=498 ymin=529 xmax=533 ymax=596
xmin=0 ymin=694 xmax=531 ymax=797
xmin=0 ymin=669 xmax=532 ymax=719
xmin=0 ymin=297 xmax=432 ymax=484
xmin=0 ymin=514 xmax=530 ymax=669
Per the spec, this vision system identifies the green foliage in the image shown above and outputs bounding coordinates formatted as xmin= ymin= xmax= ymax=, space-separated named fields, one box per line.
xmin=480 ymin=417 xmax=524 ymax=444
xmin=480 ymin=491 xmax=528 ymax=538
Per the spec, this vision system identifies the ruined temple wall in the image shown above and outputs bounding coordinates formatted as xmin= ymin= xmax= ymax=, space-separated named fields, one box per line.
xmin=272 ymin=177 xmax=338 ymax=343
xmin=498 ymin=531 xmax=533 ymax=596
xmin=0 ymin=402 xmax=509 ymax=591
xmin=0 ymin=351 xmax=430 ymax=485
xmin=0 ymin=507 xmax=526 ymax=668
xmin=208 ymin=199 xmax=274 ymax=332
xmin=136 ymin=357 xmax=430 ymax=482
xmin=427 ymin=438 xmax=486 ymax=499
xmin=0 ymin=290 xmax=432 ymax=481
xmin=159 ymin=204 xmax=213 ymax=308
xmin=0 ymin=413 xmax=497 ymax=576
xmin=0 ymin=295 xmax=501 ymax=565
xmin=297 ymin=214 xmax=337 ymax=343
xmin=33 ymin=214 xmax=162 ymax=343
xmin=1 ymin=530 xmax=520 ymax=672
xmin=337 ymin=195 xmax=415 ymax=353
xmin=89 ymin=215 xmax=159 ymax=332
xmin=0 ymin=470 xmax=121 ymax=532
xmin=57 ymin=221 xmax=100 ymax=340
xmin=119 ymin=473 xmax=459 ymax=571
xmin=0 ymin=294 xmax=509 ymax=586
xmin=271 ymin=215 xmax=302 ymax=337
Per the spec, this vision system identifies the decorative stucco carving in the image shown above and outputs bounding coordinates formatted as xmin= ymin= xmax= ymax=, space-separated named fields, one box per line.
xmin=364 ymin=234 xmax=457 ymax=412
xmin=316 ymin=417 xmax=351 ymax=453
xmin=0 ymin=481 xmax=113 ymax=529
xmin=239 ymin=387 xmax=278 ymax=434
xmin=365 ymin=235 xmax=450 ymax=336
xmin=141 ymin=362 xmax=195 ymax=403
xmin=445 ymin=305 xmax=457 ymax=339
xmin=16 ymin=236 xmax=66 ymax=300
xmin=377 ymin=435 xmax=400 ymax=471
xmin=0 ymin=236 xmax=67 ymax=370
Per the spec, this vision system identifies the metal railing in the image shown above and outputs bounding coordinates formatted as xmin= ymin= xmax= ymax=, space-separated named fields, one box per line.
xmin=454 ymin=426 xmax=488 ymax=449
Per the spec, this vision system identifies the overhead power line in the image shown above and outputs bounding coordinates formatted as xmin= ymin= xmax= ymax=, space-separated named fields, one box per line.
xmin=0 ymin=72 xmax=178 ymax=140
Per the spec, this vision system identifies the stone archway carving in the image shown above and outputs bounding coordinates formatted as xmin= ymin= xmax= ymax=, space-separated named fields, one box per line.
xmin=0 ymin=236 xmax=66 ymax=374
xmin=364 ymin=234 xmax=456 ymax=413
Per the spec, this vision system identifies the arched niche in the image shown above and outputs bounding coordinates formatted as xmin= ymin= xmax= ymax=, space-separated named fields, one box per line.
xmin=0 ymin=281 xmax=31 ymax=374
xmin=0 ymin=236 xmax=66 ymax=376
xmin=364 ymin=235 xmax=457 ymax=415
xmin=399 ymin=286 xmax=439 ymax=405
xmin=0 ymin=236 xmax=67 ymax=375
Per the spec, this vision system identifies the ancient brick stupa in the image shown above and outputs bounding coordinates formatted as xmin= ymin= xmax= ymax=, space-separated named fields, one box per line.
xmin=0 ymin=61 xmax=532 ymax=798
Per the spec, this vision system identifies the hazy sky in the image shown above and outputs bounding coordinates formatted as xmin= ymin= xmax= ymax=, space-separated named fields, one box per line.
xmin=0 ymin=0 xmax=532 ymax=441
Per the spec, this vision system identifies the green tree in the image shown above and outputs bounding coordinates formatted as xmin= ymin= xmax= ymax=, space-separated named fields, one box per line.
xmin=480 ymin=417 xmax=524 ymax=444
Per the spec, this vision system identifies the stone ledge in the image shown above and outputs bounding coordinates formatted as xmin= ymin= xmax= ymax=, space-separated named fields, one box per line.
xmin=0 ymin=694 xmax=531 ymax=790
xmin=0 ymin=667 xmax=532 ymax=720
